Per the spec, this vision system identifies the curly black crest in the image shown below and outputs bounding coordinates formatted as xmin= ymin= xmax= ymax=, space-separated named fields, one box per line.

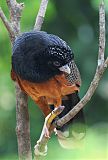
xmin=12 ymin=31 xmax=74 ymax=83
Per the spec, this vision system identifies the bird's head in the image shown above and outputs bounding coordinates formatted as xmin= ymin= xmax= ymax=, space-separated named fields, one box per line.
xmin=44 ymin=45 xmax=73 ymax=75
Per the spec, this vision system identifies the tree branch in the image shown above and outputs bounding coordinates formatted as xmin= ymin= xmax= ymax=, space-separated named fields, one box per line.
xmin=34 ymin=0 xmax=49 ymax=31
xmin=0 ymin=7 xmax=15 ymax=40
xmin=6 ymin=0 xmax=24 ymax=36
xmin=98 ymin=0 xmax=105 ymax=66
xmin=15 ymin=83 xmax=32 ymax=160
xmin=6 ymin=0 xmax=24 ymax=19
xmin=34 ymin=0 xmax=108 ymax=157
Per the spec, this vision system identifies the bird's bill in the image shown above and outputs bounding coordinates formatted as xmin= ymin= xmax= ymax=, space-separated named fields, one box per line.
xmin=59 ymin=64 xmax=71 ymax=74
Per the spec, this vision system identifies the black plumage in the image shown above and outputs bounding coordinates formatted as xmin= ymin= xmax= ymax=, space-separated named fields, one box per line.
xmin=12 ymin=31 xmax=73 ymax=83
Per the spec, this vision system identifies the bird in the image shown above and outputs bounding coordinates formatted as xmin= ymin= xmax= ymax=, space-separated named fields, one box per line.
xmin=11 ymin=31 xmax=85 ymax=140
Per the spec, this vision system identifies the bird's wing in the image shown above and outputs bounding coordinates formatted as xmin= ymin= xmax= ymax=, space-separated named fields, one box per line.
xmin=65 ymin=60 xmax=81 ymax=86
xmin=11 ymin=70 xmax=51 ymax=116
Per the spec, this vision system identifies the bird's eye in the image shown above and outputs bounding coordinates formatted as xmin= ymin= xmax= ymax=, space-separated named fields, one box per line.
xmin=53 ymin=61 xmax=60 ymax=67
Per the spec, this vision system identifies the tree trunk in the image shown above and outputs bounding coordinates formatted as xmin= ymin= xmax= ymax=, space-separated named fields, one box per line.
xmin=15 ymin=83 xmax=32 ymax=160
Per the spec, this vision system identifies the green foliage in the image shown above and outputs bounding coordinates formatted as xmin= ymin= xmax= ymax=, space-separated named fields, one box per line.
xmin=0 ymin=0 xmax=108 ymax=159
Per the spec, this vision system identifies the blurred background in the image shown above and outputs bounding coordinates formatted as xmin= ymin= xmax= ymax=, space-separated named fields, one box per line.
xmin=0 ymin=0 xmax=108 ymax=159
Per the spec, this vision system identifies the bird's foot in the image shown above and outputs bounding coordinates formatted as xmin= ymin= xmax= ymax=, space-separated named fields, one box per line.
xmin=43 ymin=106 xmax=65 ymax=137
xmin=43 ymin=124 xmax=50 ymax=138
xmin=34 ymin=106 xmax=65 ymax=157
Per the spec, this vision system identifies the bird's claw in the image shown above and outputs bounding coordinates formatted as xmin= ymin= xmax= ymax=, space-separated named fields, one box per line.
xmin=43 ymin=106 xmax=65 ymax=138
xmin=43 ymin=123 xmax=57 ymax=137
xmin=43 ymin=125 xmax=50 ymax=138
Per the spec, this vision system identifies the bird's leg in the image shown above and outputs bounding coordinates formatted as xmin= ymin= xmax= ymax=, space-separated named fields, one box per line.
xmin=36 ymin=97 xmax=51 ymax=116
xmin=34 ymin=105 xmax=64 ymax=156
xmin=43 ymin=105 xmax=65 ymax=138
